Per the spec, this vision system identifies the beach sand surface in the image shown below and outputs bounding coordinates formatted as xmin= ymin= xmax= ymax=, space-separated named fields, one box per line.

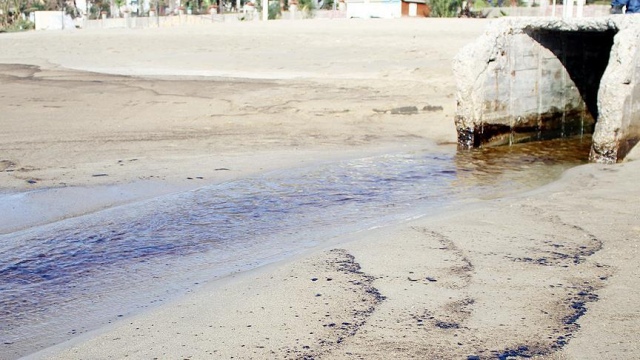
xmin=1 ymin=18 xmax=638 ymax=359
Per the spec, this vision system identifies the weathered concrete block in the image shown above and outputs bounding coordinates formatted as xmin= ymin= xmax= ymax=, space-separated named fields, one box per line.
xmin=454 ymin=17 xmax=640 ymax=163
xmin=592 ymin=19 xmax=640 ymax=162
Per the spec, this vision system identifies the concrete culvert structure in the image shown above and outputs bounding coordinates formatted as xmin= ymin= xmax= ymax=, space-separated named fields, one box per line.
xmin=454 ymin=17 xmax=640 ymax=163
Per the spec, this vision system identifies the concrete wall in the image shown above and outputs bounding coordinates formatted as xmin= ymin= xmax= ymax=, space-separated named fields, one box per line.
xmin=80 ymin=10 xmax=346 ymax=29
xmin=82 ymin=14 xmax=227 ymax=29
xmin=454 ymin=17 xmax=640 ymax=163
xmin=34 ymin=11 xmax=76 ymax=30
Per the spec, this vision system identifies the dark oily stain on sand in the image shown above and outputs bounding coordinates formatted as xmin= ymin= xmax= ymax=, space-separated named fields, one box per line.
xmin=497 ymin=207 xmax=608 ymax=356
xmin=373 ymin=105 xmax=442 ymax=115
xmin=283 ymin=249 xmax=385 ymax=360
xmin=477 ymin=252 xmax=606 ymax=356
xmin=460 ymin=284 xmax=603 ymax=360
xmin=0 ymin=160 xmax=17 ymax=172
xmin=509 ymin=220 xmax=603 ymax=267
xmin=415 ymin=298 xmax=475 ymax=332
xmin=469 ymin=286 xmax=601 ymax=360
xmin=407 ymin=217 xmax=608 ymax=359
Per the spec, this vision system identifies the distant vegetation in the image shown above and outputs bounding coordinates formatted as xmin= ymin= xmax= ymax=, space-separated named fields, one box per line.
xmin=0 ymin=0 xmax=71 ymax=31
xmin=260 ymin=0 xmax=316 ymax=19
xmin=429 ymin=0 xmax=461 ymax=17
xmin=1 ymin=0 xmax=34 ymax=31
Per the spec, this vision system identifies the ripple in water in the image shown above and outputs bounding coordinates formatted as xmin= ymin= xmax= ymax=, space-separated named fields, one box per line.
xmin=0 ymin=136 xmax=591 ymax=359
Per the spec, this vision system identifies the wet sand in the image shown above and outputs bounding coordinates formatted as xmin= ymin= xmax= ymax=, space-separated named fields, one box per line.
xmin=1 ymin=18 xmax=639 ymax=359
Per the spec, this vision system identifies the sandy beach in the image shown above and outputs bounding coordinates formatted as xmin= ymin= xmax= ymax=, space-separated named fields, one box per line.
xmin=1 ymin=18 xmax=639 ymax=359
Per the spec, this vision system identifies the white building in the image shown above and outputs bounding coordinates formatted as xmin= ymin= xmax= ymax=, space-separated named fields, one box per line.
xmin=346 ymin=0 xmax=402 ymax=18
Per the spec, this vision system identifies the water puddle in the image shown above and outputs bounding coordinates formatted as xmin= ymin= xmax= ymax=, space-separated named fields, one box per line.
xmin=0 ymin=136 xmax=591 ymax=359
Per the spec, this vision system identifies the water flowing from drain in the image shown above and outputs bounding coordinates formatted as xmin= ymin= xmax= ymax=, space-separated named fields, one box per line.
xmin=0 ymin=137 xmax=591 ymax=359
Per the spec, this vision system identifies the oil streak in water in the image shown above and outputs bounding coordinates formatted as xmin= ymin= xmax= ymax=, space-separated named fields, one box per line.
xmin=0 ymin=136 xmax=591 ymax=358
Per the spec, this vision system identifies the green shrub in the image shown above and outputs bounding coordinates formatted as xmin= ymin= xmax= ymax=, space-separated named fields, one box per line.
xmin=297 ymin=0 xmax=316 ymax=17
xmin=321 ymin=0 xmax=334 ymax=9
xmin=473 ymin=0 xmax=489 ymax=9
xmin=430 ymin=0 xmax=460 ymax=17
xmin=268 ymin=0 xmax=280 ymax=19
xmin=2 ymin=18 xmax=34 ymax=32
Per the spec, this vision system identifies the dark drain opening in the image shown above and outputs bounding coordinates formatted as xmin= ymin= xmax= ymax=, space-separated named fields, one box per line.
xmin=526 ymin=28 xmax=617 ymax=136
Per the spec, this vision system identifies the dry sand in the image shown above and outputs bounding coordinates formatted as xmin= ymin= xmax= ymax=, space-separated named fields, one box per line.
xmin=1 ymin=18 xmax=639 ymax=359
xmin=0 ymin=18 xmax=473 ymax=233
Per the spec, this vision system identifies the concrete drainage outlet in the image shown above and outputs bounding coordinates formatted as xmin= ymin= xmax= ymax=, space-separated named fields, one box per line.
xmin=454 ymin=17 xmax=640 ymax=163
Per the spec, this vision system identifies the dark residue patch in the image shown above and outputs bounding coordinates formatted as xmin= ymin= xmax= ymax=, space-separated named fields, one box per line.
xmin=0 ymin=160 xmax=17 ymax=172
xmin=492 ymin=344 xmax=543 ymax=359
xmin=415 ymin=299 xmax=474 ymax=333
xmin=285 ymin=249 xmax=385 ymax=360
xmin=510 ymin=219 xmax=603 ymax=267
xmin=423 ymin=105 xmax=444 ymax=112
xmin=563 ymin=288 xmax=598 ymax=327
xmin=458 ymin=105 xmax=595 ymax=150
xmin=435 ymin=321 xmax=460 ymax=329
xmin=390 ymin=106 xmax=419 ymax=115
xmin=373 ymin=106 xmax=420 ymax=115
xmin=484 ymin=285 xmax=602 ymax=358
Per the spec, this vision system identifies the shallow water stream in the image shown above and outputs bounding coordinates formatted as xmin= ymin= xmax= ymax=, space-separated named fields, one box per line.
xmin=0 ymin=137 xmax=592 ymax=359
